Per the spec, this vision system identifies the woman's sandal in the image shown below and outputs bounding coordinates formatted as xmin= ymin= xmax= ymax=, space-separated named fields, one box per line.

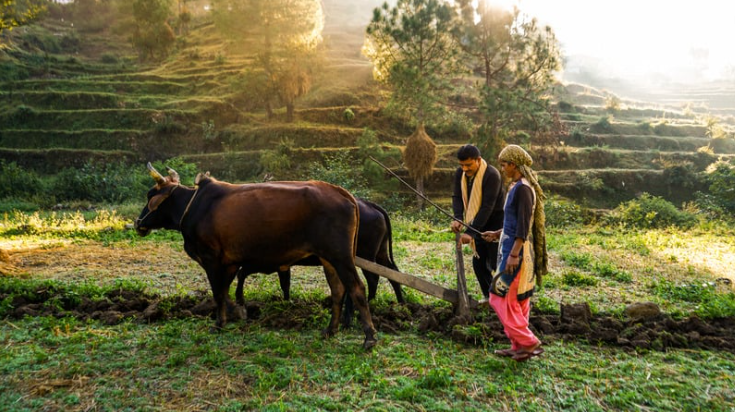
xmin=512 ymin=344 xmax=544 ymax=362
xmin=493 ymin=348 xmax=517 ymax=357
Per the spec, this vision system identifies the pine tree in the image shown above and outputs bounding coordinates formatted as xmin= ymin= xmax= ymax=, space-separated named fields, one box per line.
xmin=365 ymin=0 xmax=461 ymax=207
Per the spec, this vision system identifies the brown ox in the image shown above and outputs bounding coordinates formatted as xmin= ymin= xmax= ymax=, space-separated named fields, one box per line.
xmin=234 ymin=198 xmax=404 ymax=327
xmin=134 ymin=163 xmax=377 ymax=349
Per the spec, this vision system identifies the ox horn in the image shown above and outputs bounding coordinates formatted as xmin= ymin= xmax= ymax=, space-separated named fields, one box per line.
xmin=165 ymin=166 xmax=180 ymax=183
xmin=146 ymin=162 xmax=166 ymax=185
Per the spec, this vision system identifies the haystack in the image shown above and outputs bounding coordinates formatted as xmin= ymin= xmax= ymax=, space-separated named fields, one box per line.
xmin=403 ymin=123 xmax=437 ymax=180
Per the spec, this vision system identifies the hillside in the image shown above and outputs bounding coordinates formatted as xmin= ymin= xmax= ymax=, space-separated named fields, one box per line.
xmin=1 ymin=3 xmax=734 ymax=210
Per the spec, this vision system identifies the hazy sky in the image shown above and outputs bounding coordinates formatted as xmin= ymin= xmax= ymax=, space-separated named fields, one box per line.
xmin=514 ymin=0 xmax=735 ymax=82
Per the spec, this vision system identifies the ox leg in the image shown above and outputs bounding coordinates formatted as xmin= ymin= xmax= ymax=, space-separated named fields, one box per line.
xmin=277 ymin=269 xmax=291 ymax=301
xmin=320 ymin=262 xmax=345 ymax=338
xmin=330 ymin=260 xmax=378 ymax=350
xmin=341 ymin=270 xmax=378 ymax=329
xmin=206 ymin=265 xmax=241 ymax=331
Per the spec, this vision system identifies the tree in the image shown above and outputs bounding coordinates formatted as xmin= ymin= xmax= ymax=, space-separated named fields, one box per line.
xmin=364 ymin=0 xmax=461 ymax=206
xmin=176 ymin=0 xmax=191 ymax=36
xmin=131 ymin=0 xmax=175 ymax=61
xmin=1 ymin=0 xmax=45 ymax=36
xmin=455 ymin=1 xmax=562 ymax=156
xmin=211 ymin=0 xmax=323 ymax=122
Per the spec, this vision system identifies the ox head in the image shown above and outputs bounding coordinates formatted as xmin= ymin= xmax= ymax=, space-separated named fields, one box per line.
xmin=134 ymin=162 xmax=181 ymax=236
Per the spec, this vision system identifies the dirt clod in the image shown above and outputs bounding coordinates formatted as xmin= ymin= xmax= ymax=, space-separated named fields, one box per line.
xmin=2 ymin=285 xmax=735 ymax=353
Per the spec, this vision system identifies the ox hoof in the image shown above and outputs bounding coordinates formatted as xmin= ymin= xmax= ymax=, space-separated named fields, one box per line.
xmin=321 ymin=328 xmax=337 ymax=339
xmin=363 ymin=337 xmax=378 ymax=351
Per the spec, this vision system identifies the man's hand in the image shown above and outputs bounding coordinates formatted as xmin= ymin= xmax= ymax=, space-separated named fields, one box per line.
xmin=481 ymin=230 xmax=501 ymax=242
xmin=459 ymin=233 xmax=473 ymax=244
xmin=451 ymin=220 xmax=463 ymax=233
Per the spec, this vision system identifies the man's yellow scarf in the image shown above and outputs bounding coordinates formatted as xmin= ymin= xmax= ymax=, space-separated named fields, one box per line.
xmin=460 ymin=158 xmax=488 ymax=257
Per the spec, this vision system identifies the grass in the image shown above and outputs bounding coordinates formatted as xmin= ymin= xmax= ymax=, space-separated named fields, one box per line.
xmin=0 ymin=195 xmax=733 ymax=411
xmin=0 ymin=315 xmax=733 ymax=411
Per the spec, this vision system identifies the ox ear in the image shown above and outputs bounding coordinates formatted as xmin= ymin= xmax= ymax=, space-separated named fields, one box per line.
xmin=165 ymin=166 xmax=180 ymax=183
xmin=147 ymin=162 xmax=166 ymax=185
xmin=147 ymin=193 xmax=167 ymax=211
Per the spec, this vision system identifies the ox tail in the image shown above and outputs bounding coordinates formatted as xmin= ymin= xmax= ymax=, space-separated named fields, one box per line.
xmin=372 ymin=201 xmax=397 ymax=268
xmin=334 ymin=185 xmax=360 ymax=260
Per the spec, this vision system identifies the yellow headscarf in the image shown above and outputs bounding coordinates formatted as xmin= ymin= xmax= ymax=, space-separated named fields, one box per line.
xmin=498 ymin=145 xmax=548 ymax=282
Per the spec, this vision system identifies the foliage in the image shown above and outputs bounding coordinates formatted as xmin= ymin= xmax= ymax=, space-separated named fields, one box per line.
xmin=604 ymin=193 xmax=697 ymax=229
xmin=50 ymin=161 xmax=150 ymax=203
xmin=72 ymin=0 xmax=116 ymax=33
xmin=605 ymin=95 xmax=621 ymax=113
xmin=0 ymin=209 xmax=127 ymax=239
xmin=455 ymin=1 xmax=563 ymax=152
xmin=544 ymin=195 xmax=587 ymax=227
xmin=259 ymin=138 xmax=294 ymax=177
xmin=364 ymin=0 xmax=461 ymax=126
xmin=211 ymin=0 xmax=324 ymax=121
xmin=131 ymin=0 xmax=175 ymax=61
xmin=649 ymin=279 xmax=735 ymax=318
xmin=662 ymin=161 xmax=700 ymax=192
xmin=355 ymin=127 xmax=400 ymax=194
xmin=0 ymin=0 xmax=45 ymax=35
xmin=704 ymin=115 xmax=728 ymax=140
xmin=562 ymin=270 xmax=599 ymax=287
xmin=590 ymin=115 xmax=613 ymax=133
xmin=703 ymin=159 xmax=735 ymax=213
xmin=342 ymin=107 xmax=355 ymax=123
xmin=0 ymin=160 xmax=43 ymax=198
xmin=153 ymin=157 xmax=199 ymax=186
xmin=303 ymin=151 xmax=371 ymax=199
xmin=228 ymin=68 xmax=271 ymax=112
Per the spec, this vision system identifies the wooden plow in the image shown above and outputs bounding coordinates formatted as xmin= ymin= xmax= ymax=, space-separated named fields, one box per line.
xmin=355 ymin=233 xmax=478 ymax=318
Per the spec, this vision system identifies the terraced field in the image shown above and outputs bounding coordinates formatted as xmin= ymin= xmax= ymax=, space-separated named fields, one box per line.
xmin=1 ymin=4 xmax=734 ymax=210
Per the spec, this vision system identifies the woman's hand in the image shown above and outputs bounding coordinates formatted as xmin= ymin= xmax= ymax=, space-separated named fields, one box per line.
xmin=505 ymin=254 xmax=519 ymax=273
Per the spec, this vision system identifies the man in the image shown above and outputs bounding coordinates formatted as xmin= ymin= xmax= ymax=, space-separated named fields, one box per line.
xmin=481 ymin=144 xmax=548 ymax=362
xmin=451 ymin=144 xmax=504 ymax=299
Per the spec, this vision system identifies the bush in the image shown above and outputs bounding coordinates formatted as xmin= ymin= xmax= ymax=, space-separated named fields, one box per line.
xmin=704 ymin=160 xmax=735 ymax=213
xmin=662 ymin=162 xmax=700 ymax=191
xmin=0 ymin=161 xmax=43 ymax=198
xmin=50 ymin=161 xmax=149 ymax=203
xmin=303 ymin=151 xmax=371 ymax=199
xmin=259 ymin=138 xmax=294 ymax=177
xmin=562 ymin=271 xmax=599 ymax=287
xmin=605 ymin=193 xmax=697 ymax=229
xmin=545 ymin=196 xmax=587 ymax=227
xmin=0 ymin=62 xmax=29 ymax=82
xmin=8 ymin=105 xmax=37 ymax=127
xmin=590 ymin=115 xmax=613 ymax=133
xmin=100 ymin=53 xmax=120 ymax=64
xmin=343 ymin=108 xmax=355 ymax=123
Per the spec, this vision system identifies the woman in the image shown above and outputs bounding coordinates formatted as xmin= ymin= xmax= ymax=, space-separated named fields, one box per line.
xmin=482 ymin=145 xmax=548 ymax=362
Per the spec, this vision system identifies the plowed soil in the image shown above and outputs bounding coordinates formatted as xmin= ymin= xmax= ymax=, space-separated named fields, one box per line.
xmin=2 ymin=241 xmax=734 ymax=353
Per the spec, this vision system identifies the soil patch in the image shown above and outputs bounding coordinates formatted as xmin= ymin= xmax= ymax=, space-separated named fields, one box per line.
xmin=3 ymin=285 xmax=734 ymax=353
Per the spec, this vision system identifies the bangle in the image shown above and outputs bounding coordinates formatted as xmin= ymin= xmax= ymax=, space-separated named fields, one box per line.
xmin=510 ymin=254 xmax=519 ymax=258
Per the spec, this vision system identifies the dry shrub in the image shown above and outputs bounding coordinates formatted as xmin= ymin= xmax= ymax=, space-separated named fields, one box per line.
xmin=403 ymin=124 xmax=437 ymax=180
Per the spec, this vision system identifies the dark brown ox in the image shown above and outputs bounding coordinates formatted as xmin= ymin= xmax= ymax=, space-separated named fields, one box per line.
xmin=235 ymin=198 xmax=404 ymax=327
xmin=134 ymin=163 xmax=377 ymax=349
